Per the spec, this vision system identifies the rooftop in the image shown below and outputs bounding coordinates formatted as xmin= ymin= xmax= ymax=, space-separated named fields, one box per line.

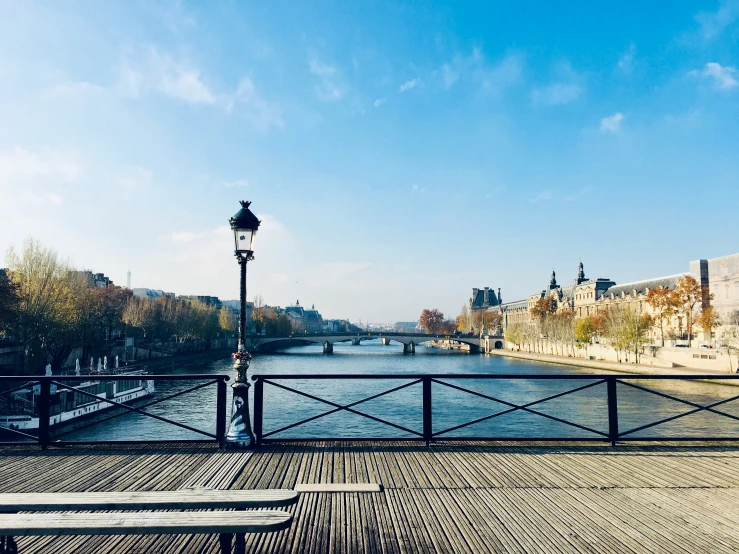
xmin=601 ymin=273 xmax=688 ymax=299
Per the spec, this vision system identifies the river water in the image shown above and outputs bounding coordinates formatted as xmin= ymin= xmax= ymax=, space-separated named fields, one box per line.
xmin=58 ymin=342 xmax=739 ymax=442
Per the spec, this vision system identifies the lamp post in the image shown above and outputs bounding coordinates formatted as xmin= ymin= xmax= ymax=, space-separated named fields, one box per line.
xmin=225 ymin=200 xmax=261 ymax=449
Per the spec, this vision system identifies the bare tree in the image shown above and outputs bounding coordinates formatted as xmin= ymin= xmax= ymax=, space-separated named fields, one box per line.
xmin=253 ymin=294 xmax=265 ymax=334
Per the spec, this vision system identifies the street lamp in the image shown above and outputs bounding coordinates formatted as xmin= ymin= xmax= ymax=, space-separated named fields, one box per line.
xmin=225 ymin=200 xmax=261 ymax=449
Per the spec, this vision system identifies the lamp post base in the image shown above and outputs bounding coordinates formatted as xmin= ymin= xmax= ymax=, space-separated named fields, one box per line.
xmin=225 ymin=353 xmax=255 ymax=450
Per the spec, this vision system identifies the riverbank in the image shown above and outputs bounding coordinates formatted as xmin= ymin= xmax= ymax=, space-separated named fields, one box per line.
xmin=135 ymin=348 xmax=234 ymax=373
xmin=490 ymin=349 xmax=736 ymax=378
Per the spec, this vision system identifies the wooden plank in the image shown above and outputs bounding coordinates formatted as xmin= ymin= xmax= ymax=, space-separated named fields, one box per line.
xmin=294 ymin=483 xmax=380 ymax=493
xmin=0 ymin=489 xmax=298 ymax=511
xmin=0 ymin=510 xmax=292 ymax=535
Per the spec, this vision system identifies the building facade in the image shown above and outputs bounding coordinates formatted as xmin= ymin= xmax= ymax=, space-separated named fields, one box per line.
xmin=477 ymin=257 xmax=722 ymax=344
xmin=282 ymin=300 xmax=324 ymax=333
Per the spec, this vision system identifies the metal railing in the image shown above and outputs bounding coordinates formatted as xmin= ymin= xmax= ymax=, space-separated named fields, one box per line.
xmin=252 ymin=373 xmax=739 ymax=445
xmin=0 ymin=374 xmax=229 ymax=449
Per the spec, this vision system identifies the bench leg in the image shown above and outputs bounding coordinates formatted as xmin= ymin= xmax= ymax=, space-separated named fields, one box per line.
xmin=219 ymin=533 xmax=232 ymax=554
xmin=0 ymin=536 xmax=17 ymax=554
xmin=235 ymin=533 xmax=245 ymax=554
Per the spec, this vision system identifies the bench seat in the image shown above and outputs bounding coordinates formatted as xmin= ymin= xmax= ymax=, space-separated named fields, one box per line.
xmin=0 ymin=510 xmax=292 ymax=536
xmin=0 ymin=489 xmax=298 ymax=512
xmin=0 ymin=490 xmax=298 ymax=553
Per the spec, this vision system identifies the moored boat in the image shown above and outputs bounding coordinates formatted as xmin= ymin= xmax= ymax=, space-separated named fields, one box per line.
xmin=0 ymin=368 xmax=155 ymax=431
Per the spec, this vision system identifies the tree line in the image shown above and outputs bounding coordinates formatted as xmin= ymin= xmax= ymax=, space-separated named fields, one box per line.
xmin=419 ymin=307 xmax=503 ymax=335
xmin=0 ymin=239 xmax=238 ymax=375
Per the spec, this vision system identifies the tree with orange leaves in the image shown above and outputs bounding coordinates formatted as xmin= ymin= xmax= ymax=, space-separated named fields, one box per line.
xmin=420 ymin=308 xmax=445 ymax=334
xmin=676 ymin=276 xmax=710 ymax=346
xmin=646 ymin=286 xmax=680 ymax=346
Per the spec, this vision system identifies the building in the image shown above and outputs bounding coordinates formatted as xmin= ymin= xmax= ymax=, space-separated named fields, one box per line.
xmin=323 ymin=319 xmax=344 ymax=333
xmin=179 ymin=295 xmax=222 ymax=308
xmin=221 ymin=300 xmax=254 ymax=333
xmin=73 ymin=270 xmax=113 ymax=288
xmin=691 ymin=253 xmax=739 ymax=323
xmin=132 ymin=288 xmax=175 ymax=299
xmin=492 ymin=260 xmax=702 ymax=343
xmin=393 ymin=321 xmax=421 ymax=333
xmin=283 ymin=300 xmax=324 ymax=333
xmin=469 ymin=287 xmax=502 ymax=312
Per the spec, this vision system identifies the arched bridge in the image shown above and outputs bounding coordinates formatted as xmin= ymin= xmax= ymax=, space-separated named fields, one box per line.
xmin=247 ymin=332 xmax=505 ymax=354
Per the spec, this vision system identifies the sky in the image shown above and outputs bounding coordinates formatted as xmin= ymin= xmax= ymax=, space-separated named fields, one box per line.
xmin=1 ymin=1 xmax=739 ymax=323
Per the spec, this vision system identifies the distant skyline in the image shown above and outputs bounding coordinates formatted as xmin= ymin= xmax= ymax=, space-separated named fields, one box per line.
xmin=1 ymin=1 xmax=738 ymax=321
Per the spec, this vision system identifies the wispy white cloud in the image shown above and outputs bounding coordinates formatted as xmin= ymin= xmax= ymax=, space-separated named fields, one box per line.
xmin=141 ymin=0 xmax=197 ymax=35
xmin=223 ymin=179 xmax=250 ymax=188
xmin=399 ymin=79 xmax=418 ymax=92
xmin=689 ymin=62 xmax=739 ymax=90
xmin=565 ymin=186 xmax=594 ymax=202
xmin=617 ymin=43 xmax=636 ymax=74
xmin=0 ymin=147 xmax=82 ymax=183
xmin=531 ymin=83 xmax=582 ymax=106
xmin=309 ymin=58 xmax=344 ymax=101
xmin=411 ymin=184 xmax=426 ymax=193
xmin=600 ymin=112 xmax=624 ymax=133
xmin=531 ymin=62 xmax=583 ymax=106
xmin=438 ymin=50 xmax=523 ymax=93
xmin=479 ymin=53 xmax=524 ymax=91
xmin=373 ymin=98 xmax=386 ymax=108
xmin=116 ymin=48 xmax=281 ymax=128
xmin=531 ymin=190 xmax=553 ymax=203
xmin=50 ymin=80 xmax=105 ymax=99
xmin=308 ymin=59 xmax=337 ymax=78
xmin=160 ymin=68 xmax=214 ymax=103
xmin=230 ymin=77 xmax=283 ymax=129
xmin=0 ymin=147 xmax=82 ymax=209
xmin=695 ymin=0 xmax=739 ymax=40
xmin=441 ymin=64 xmax=459 ymax=88
xmin=118 ymin=48 xmax=215 ymax=104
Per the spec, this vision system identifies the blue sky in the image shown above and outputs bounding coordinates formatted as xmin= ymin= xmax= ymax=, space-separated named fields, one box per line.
xmin=1 ymin=1 xmax=738 ymax=322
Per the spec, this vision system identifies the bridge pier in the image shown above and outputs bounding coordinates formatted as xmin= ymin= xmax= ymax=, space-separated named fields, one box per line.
xmin=381 ymin=337 xmax=391 ymax=346
xmin=351 ymin=337 xmax=361 ymax=346
xmin=323 ymin=341 xmax=333 ymax=354
xmin=403 ymin=342 xmax=415 ymax=354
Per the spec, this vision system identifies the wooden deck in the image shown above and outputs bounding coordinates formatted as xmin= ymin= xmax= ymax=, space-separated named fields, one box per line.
xmin=3 ymin=441 xmax=739 ymax=553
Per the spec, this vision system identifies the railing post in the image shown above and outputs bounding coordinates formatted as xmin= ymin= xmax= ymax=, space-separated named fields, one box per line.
xmin=422 ymin=377 xmax=432 ymax=447
xmin=216 ymin=378 xmax=227 ymax=448
xmin=38 ymin=378 xmax=51 ymax=450
xmin=607 ymin=377 xmax=618 ymax=447
xmin=253 ymin=377 xmax=263 ymax=447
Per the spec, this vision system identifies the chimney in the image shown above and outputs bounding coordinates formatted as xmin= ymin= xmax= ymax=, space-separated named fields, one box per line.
xmin=483 ymin=287 xmax=490 ymax=306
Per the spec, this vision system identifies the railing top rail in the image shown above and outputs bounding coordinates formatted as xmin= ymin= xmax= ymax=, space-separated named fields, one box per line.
xmin=253 ymin=373 xmax=739 ymax=380
xmin=0 ymin=374 xmax=230 ymax=381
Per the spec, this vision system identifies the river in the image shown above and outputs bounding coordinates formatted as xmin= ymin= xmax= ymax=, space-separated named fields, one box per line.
xmin=58 ymin=342 xmax=739 ymax=442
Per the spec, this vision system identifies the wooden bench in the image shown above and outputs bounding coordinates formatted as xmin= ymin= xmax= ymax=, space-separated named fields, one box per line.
xmin=0 ymin=489 xmax=299 ymax=554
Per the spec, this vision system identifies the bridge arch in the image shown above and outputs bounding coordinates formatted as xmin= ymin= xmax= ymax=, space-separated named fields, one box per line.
xmin=248 ymin=332 xmax=499 ymax=353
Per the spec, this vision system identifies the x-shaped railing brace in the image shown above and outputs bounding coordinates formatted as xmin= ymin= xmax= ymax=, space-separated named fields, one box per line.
xmin=261 ymin=379 xmax=424 ymax=439
xmin=616 ymin=380 xmax=739 ymax=438
xmin=431 ymin=378 xmax=609 ymax=439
